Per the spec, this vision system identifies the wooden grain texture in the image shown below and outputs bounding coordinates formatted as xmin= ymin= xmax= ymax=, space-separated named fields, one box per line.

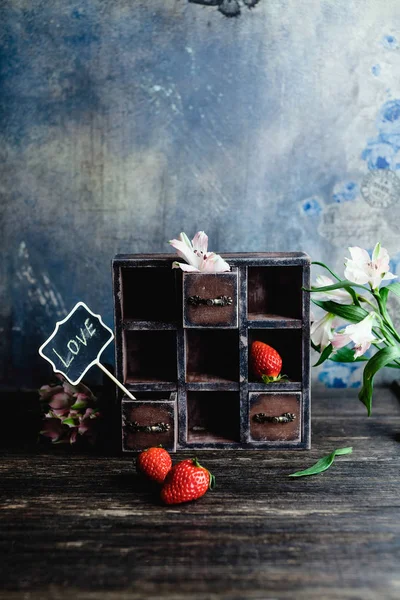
xmin=1 ymin=387 xmax=400 ymax=600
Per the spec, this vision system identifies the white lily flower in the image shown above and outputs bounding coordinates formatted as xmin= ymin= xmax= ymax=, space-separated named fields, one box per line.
xmin=313 ymin=275 xmax=353 ymax=305
xmin=344 ymin=243 xmax=397 ymax=290
xmin=331 ymin=313 xmax=378 ymax=358
xmin=169 ymin=231 xmax=230 ymax=273
xmin=311 ymin=313 xmax=337 ymax=350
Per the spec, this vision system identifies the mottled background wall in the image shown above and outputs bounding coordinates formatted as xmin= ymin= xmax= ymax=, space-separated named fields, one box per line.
xmin=1 ymin=0 xmax=400 ymax=388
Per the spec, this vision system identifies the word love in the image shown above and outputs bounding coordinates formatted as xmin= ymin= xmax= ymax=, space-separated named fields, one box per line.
xmin=39 ymin=302 xmax=135 ymax=399
xmin=39 ymin=302 xmax=115 ymax=386
xmin=52 ymin=318 xmax=97 ymax=368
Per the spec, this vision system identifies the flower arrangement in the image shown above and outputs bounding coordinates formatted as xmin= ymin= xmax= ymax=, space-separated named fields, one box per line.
xmin=169 ymin=231 xmax=230 ymax=273
xmin=39 ymin=376 xmax=101 ymax=444
xmin=309 ymin=243 xmax=400 ymax=415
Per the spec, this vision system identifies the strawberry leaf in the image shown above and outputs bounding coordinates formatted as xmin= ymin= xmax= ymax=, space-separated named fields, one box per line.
xmin=289 ymin=447 xmax=353 ymax=477
xmin=261 ymin=374 xmax=288 ymax=383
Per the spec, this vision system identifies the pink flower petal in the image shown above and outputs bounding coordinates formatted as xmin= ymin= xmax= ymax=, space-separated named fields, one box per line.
xmin=192 ymin=231 xmax=208 ymax=254
xmin=39 ymin=385 xmax=63 ymax=401
xmin=48 ymin=392 xmax=74 ymax=410
xmin=331 ymin=333 xmax=351 ymax=349
xmin=40 ymin=419 xmax=64 ymax=441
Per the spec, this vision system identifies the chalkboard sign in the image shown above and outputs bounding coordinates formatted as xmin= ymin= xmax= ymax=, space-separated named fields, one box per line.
xmin=39 ymin=302 xmax=114 ymax=385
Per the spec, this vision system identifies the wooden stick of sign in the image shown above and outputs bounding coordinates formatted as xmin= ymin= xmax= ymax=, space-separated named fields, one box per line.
xmin=95 ymin=361 xmax=135 ymax=399
xmin=39 ymin=302 xmax=136 ymax=400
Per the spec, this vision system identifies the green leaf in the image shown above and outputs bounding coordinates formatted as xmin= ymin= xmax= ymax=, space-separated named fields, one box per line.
xmin=70 ymin=400 xmax=87 ymax=410
xmin=380 ymin=282 xmax=400 ymax=307
xmin=304 ymin=279 xmax=368 ymax=293
xmin=289 ymin=447 xmax=353 ymax=477
xmin=311 ymin=340 xmax=321 ymax=353
xmin=313 ymin=344 xmax=333 ymax=367
xmin=334 ymin=447 xmax=353 ymax=456
xmin=311 ymin=300 xmax=368 ymax=323
xmin=359 ymin=345 xmax=400 ymax=415
xmin=329 ymin=346 xmax=368 ymax=363
xmin=62 ymin=417 xmax=78 ymax=427
xmin=384 ymin=282 xmax=400 ymax=297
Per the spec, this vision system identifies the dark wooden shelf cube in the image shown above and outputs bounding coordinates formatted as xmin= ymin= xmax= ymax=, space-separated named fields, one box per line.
xmin=113 ymin=252 xmax=310 ymax=451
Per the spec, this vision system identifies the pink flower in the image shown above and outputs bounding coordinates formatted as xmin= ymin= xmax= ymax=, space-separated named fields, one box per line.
xmin=40 ymin=419 xmax=66 ymax=443
xmin=39 ymin=378 xmax=100 ymax=444
xmin=48 ymin=392 xmax=75 ymax=410
xmin=331 ymin=313 xmax=379 ymax=358
xmin=39 ymin=384 xmax=64 ymax=401
xmin=344 ymin=243 xmax=397 ymax=290
xmin=169 ymin=231 xmax=230 ymax=273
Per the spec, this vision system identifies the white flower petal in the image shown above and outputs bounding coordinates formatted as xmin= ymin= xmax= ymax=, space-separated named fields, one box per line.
xmin=314 ymin=275 xmax=334 ymax=287
xmin=201 ymin=252 xmax=230 ymax=273
xmin=169 ymin=238 xmax=199 ymax=268
xmin=310 ymin=313 xmax=335 ymax=350
xmin=348 ymin=246 xmax=370 ymax=264
xmin=192 ymin=231 xmax=208 ymax=254
xmin=179 ymin=232 xmax=193 ymax=248
xmin=381 ymin=271 xmax=398 ymax=281
xmin=176 ymin=263 xmax=200 ymax=272
xmin=344 ymin=259 xmax=370 ymax=285
xmin=313 ymin=273 xmax=353 ymax=305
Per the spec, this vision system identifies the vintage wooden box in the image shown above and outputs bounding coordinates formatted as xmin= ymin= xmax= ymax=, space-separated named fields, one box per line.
xmin=113 ymin=253 xmax=310 ymax=451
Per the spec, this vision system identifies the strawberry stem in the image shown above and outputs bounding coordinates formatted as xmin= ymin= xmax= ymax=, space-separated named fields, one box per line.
xmin=192 ymin=458 xmax=215 ymax=490
xmin=208 ymin=472 xmax=216 ymax=490
xmin=261 ymin=373 xmax=288 ymax=384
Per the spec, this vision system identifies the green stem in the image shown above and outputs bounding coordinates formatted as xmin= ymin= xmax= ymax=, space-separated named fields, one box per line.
xmin=311 ymin=262 xmax=341 ymax=281
xmin=373 ymin=291 xmax=400 ymax=344
xmin=372 ymin=327 xmax=400 ymax=368
xmin=358 ymin=296 xmax=378 ymax=311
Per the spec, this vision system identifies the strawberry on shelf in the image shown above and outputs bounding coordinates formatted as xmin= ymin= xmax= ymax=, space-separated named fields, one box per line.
xmin=250 ymin=340 xmax=288 ymax=383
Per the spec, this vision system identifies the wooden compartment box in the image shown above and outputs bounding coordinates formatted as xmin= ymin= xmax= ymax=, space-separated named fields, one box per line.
xmin=113 ymin=253 xmax=310 ymax=451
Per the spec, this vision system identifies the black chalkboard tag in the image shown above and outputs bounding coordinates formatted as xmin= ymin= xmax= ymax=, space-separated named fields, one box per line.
xmin=39 ymin=302 xmax=135 ymax=399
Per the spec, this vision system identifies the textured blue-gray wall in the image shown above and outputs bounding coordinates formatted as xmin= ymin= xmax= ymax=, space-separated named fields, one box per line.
xmin=1 ymin=0 xmax=400 ymax=387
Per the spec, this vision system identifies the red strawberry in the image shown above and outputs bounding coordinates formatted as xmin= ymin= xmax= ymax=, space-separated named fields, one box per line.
xmin=251 ymin=340 xmax=284 ymax=382
xmin=161 ymin=458 xmax=215 ymax=505
xmin=136 ymin=447 xmax=172 ymax=484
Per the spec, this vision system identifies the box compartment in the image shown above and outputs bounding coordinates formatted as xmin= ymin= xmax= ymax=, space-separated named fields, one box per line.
xmin=124 ymin=330 xmax=177 ymax=384
xmin=248 ymin=329 xmax=302 ymax=383
xmin=121 ymin=267 xmax=178 ymax=323
xmin=186 ymin=391 xmax=240 ymax=444
xmin=185 ymin=329 xmax=239 ymax=383
xmin=248 ymin=266 xmax=302 ymax=321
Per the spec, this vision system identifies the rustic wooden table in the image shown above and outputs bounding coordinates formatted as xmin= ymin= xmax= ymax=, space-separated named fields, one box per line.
xmin=1 ymin=387 xmax=400 ymax=600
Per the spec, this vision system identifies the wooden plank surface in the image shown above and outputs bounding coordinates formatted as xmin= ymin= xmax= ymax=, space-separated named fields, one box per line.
xmin=1 ymin=387 xmax=400 ymax=599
